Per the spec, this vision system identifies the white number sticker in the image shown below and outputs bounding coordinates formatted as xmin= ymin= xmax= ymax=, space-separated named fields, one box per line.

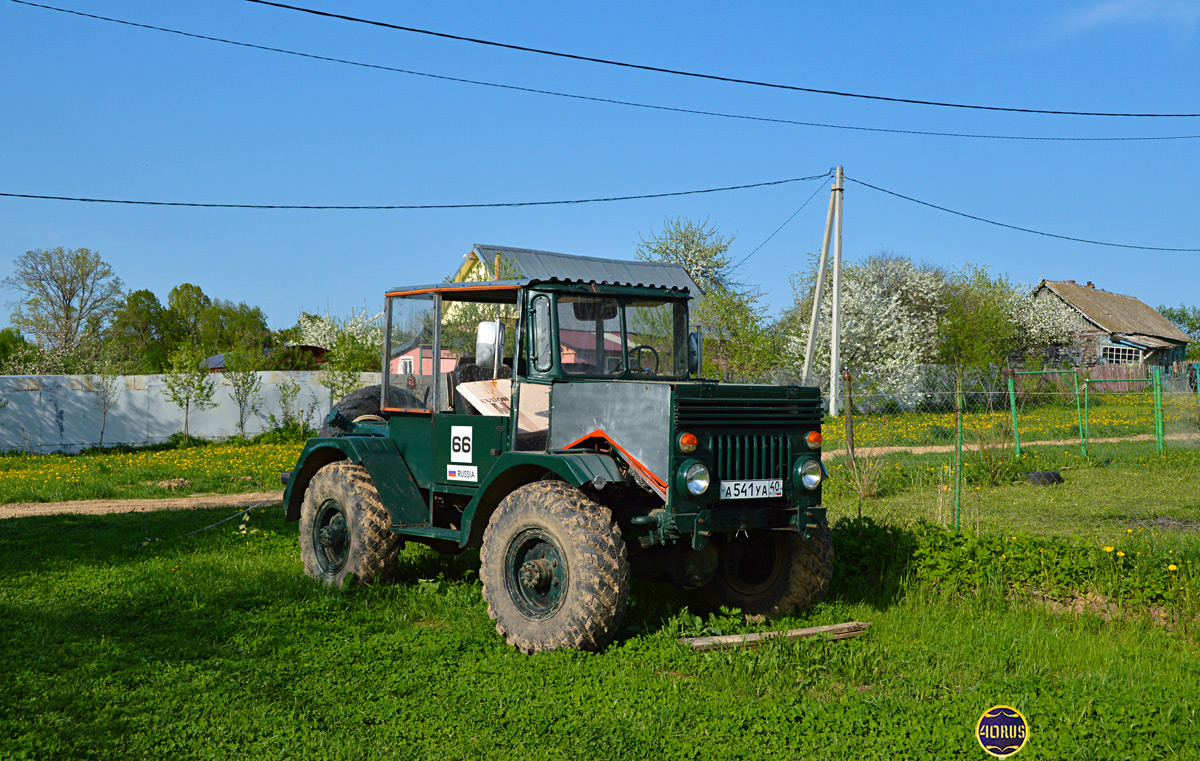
xmin=450 ymin=426 xmax=473 ymax=463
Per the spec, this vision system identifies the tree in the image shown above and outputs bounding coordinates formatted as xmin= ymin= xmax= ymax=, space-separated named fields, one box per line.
xmin=636 ymin=217 xmax=734 ymax=291
xmin=636 ymin=216 xmax=779 ymax=381
xmin=937 ymin=265 xmax=1015 ymax=370
xmin=92 ymin=350 xmax=122 ymax=450
xmin=2 ymin=247 xmax=123 ymax=355
xmin=108 ymin=289 xmax=172 ymax=373
xmin=167 ymin=283 xmax=212 ymax=341
xmin=0 ymin=327 xmax=28 ymax=370
xmin=319 ymin=333 xmax=375 ymax=403
xmin=1158 ymin=303 xmax=1200 ymax=361
xmin=784 ymin=252 xmax=946 ymax=394
xmin=224 ymin=342 xmax=263 ymax=438
xmin=694 ymin=287 xmax=776 ymax=382
xmin=162 ymin=341 xmax=217 ymax=442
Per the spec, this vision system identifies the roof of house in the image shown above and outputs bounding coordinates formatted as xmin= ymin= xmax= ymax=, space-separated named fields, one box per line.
xmin=1036 ymin=280 xmax=1191 ymax=344
xmin=454 ymin=244 xmax=703 ymax=294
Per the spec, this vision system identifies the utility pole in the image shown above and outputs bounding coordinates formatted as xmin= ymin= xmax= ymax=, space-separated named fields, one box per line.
xmin=828 ymin=166 xmax=845 ymax=416
xmin=801 ymin=172 xmax=838 ymax=385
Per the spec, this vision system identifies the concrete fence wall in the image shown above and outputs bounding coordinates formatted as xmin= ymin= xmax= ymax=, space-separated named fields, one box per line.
xmin=0 ymin=372 xmax=382 ymax=454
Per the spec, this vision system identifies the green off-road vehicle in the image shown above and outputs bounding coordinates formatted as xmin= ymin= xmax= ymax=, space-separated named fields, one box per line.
xmin=282 ymin=250 xmax=832 ymax=652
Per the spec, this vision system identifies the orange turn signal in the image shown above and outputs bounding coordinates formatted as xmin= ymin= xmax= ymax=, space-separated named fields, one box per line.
xmin=806 ymin=430 xmax=822 ymax=449
xmin=678 ymin=432 xmax=698 ymax=454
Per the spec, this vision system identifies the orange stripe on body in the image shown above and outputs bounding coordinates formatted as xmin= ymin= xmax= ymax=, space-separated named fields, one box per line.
xmin=561 ymin=429 xmax=667 ymax=491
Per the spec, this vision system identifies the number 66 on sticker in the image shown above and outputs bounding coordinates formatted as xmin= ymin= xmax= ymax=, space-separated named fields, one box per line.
xmin=450 ymin=426 xmax=473 ymax=463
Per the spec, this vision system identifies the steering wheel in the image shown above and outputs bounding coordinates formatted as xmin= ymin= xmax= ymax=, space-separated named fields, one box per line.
xmin=627 ymin=344 xmax=660 ymax=374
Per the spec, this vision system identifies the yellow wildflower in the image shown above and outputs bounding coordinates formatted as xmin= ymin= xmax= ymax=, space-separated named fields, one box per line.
xmin=1169 ymin=564 xmax=1178 ymax=572
xmin=1103 ymin=546 xmax=1114 ymax=552
xmin=1117 ymin=551 xmax=1125 ymax=557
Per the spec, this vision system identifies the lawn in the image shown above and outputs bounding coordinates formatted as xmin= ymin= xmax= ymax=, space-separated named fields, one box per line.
xmin=2 ymin=432 xmax=1199 ymax=757
xmin=0 ymin=442 xmax=302 ymax=503
xmin=1 ymin=497 xmax=1198 ymax=758
xmin=822 ymin=388 xmax=1199 ymax=449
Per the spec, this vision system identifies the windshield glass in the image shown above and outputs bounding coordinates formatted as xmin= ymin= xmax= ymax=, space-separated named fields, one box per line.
xmin=556 ymin=294 xmax=687 ymax=377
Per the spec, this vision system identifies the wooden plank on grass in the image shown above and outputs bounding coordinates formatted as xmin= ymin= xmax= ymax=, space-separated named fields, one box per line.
xmin=680 ymin=621 xmax=871 ymax=651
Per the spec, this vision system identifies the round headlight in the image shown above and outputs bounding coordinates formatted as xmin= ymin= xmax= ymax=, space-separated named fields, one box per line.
xmin=685 ymin=462 xmax=710 ymax=495
xmin=797 ymin=459 xmax=823 ymax=490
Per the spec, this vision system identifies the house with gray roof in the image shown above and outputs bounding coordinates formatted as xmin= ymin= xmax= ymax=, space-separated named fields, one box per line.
xmin=451 ymin=243 xmax=701 ymax=294
xmin=1032 ymin=279 xmax=1190 ymax=367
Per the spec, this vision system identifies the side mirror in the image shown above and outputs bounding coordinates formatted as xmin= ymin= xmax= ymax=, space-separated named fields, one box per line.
xmin=476 ymin=320 xmax=505 ymax=373
xmin=687 ymin=331 xmax=703 ymax=375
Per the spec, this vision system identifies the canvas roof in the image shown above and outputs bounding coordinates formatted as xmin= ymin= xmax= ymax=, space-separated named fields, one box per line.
xmin=461 ymin=244 xmax=702 ymax=294
xmin=1036 ymin=280 xmax=1191 ymax=345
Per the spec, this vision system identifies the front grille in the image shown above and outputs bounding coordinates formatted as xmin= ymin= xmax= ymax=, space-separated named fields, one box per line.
xmin=712 ymin=434 xmax=791 ymax=481
xmin=674 ymin=397 xmax=822 ymax=428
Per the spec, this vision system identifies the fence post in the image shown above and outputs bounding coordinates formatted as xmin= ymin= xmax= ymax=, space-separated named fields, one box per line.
xmin=954 ymin=374 xmax=963 ymax=535
xmin=1007 ymin=374 xmax=1021 ymax=459
xmin=843 ymin=369 xmax=856 ymax=473
xmin=1072 ymin=370 xmax=1085 ymax=457
xmin=1154 ymin=366 xmax=1164 ymax=453
xmin=1082 ymin=379 xmax=1090 ymax=457
xmin=1194 ymin=362 xmax=1200 ymax=429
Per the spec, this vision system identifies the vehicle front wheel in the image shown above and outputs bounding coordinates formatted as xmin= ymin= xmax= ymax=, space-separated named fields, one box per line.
xmin=703 ymin=523 xmax=834 ymax=616
xmin=480 ymin=481 xmax=630 ymax=653
xmin=298 ymin=461 xmax=401 ymax=586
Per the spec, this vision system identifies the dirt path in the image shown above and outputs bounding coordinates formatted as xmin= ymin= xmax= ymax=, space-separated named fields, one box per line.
xmin=0 ymin=491 xmax=284 ymax=520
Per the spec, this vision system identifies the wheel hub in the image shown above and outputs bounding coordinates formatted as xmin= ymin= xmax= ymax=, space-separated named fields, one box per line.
xmin=519 ymin=557 xmax=558 ymax=590
xmin=319 ymin=513 xmax=347 ymax=550
xmin=313 ymin=500 xmax=350 ymax=574
xmin=504 ymin=530 xmax=568 ymax=620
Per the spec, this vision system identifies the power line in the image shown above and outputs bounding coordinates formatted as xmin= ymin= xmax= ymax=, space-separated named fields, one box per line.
xmin=0 ymin=173 xmax=830 ymax=210
xmin=733 ymin=178 xmax=833 ymax=270
xmin=242 ymin=0 xmax=1200 ymax=118
xmin=14 ymin=1 xmax=1200 ymax=142
xmin=846 ymin=176 xmax=1200 ymax=252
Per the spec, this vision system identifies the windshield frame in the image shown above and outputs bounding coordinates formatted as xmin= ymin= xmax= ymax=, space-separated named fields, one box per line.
xmin=531 ymin=289 xmax=690 ymax=381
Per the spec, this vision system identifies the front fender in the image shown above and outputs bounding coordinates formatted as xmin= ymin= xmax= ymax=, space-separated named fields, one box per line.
xmin=283 ymin=436 xmax=423 ymax=524
xmin=459 ymin=451 xmax=624 ymax=548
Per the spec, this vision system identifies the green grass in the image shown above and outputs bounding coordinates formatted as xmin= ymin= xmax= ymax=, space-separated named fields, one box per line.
xmin=0 ymin=441 xmax=302 ymax=503
xmin=2 ymin=505 xmax=1198 ymax=759
xmin=825 ymin=445 xmax=1200 ymax=546
xmin=823 ymin=390 xmax=1199 ymax=449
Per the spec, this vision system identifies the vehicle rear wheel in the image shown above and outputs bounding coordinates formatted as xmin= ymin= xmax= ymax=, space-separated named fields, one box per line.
xmin=480 ymin=481 xmax=630 ymax=653
xmin=298 ymin=461 xmax=401 ymax=586
xmin=703 ymin=522 xmax=834 ymax=616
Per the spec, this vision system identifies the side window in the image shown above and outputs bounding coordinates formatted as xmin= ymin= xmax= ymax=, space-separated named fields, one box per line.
xmin=532 ymin=295 xmax=552 ymax=372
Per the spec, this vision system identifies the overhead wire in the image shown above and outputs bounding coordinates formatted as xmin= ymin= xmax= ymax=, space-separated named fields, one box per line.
xmin=732 ymin=177 xmax=833 ymax=271
xmin=0 ymin=173 xmax=831 ymax=210
xmin=241 ymin=0 xmax=1200 ymax=118
xmin=13 ymin=1 xmax=1198 ymax=142
xmin=845 ymin=176 xmax=1200 ymax=252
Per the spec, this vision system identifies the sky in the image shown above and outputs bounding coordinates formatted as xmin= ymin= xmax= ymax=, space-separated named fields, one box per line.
xmin=2 ymin=0 xmax=1199 ymax=331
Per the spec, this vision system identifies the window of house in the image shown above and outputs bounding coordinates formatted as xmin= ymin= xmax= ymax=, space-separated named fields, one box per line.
xmin=1102 ymin=345 xmax=1141 ymax=365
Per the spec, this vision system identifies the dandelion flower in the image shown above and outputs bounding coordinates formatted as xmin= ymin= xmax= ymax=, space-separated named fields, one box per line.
xmin=1169 ymin=564 xmax=1178 ymax=572
xmin=1103 ymin=546 xmax=1114 ymax=552
xmin=1117 ymin=551 xmax=1125 ymax=557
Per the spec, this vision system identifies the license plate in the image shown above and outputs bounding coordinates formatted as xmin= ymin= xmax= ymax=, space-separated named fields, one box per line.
xmin=719 ymin=479 xmax=783 ymax=500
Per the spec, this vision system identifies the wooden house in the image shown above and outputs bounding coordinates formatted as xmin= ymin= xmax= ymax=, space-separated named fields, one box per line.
xmin=1032 ymin=280 xmax=1190 ymax=367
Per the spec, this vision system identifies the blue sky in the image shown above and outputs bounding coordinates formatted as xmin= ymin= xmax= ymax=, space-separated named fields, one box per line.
xmin=2 ymin=0 xmax=1198 ymax=330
